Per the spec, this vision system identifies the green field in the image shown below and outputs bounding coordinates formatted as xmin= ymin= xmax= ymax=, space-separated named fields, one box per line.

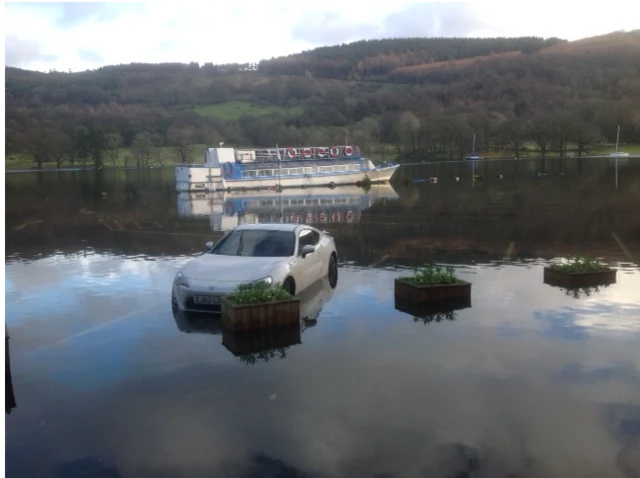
xmin=5 ymin=144 xmax=210 ymax=170
xmin=599 ymin=144 xmax=640 ymax=154
xmin=194 ymin=101 xmax=303 ymax=120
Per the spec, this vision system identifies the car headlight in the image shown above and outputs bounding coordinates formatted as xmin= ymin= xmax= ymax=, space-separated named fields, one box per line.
xmin=252 ymin=276 xmax=273 ymax=285
xmin=174 ymin=271 xmax=190 ymax=288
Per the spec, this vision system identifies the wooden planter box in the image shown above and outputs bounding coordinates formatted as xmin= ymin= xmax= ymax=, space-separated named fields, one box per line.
xmin=220 ymin=296 xmax=301 ymax=333
xmin=543 ymin=267 xmax=617 ymax=289
xmin=394 ymin=278 xmax=471 ymax=303
xmin=395 ymin=296 xmax=471 ymax=318
xmin=222 ymin=326 xmax=301 ymax=357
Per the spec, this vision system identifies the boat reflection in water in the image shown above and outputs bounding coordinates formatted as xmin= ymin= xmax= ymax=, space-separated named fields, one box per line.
xmin=176 ymin=184 xmax=399 ymax=231
xmin=172 ymin=276 xmax=336 ymax=364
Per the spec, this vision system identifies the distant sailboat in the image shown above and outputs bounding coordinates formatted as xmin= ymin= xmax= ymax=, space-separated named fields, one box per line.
xmin=465 ymin=133 xmax=482 ymax=161
xmin=610 ymin=125 xmax=630 ymax=157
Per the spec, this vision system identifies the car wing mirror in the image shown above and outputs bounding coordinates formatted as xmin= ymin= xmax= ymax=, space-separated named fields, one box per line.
xmin=301 ymin=245 xmax=315 ymax=258
xmin=205 ymin=241 xmax=214 ymax=251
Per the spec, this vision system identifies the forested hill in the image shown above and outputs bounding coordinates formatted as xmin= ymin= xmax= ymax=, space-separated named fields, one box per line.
xmin=257 ymin=36 xmax=567 ymax=79
xmin=5 ymin=31 xmax=640 ymax=169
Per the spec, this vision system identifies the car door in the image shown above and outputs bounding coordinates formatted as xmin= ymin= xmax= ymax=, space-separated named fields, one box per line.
xmin=295 ymin=228 xmax=322 ymax=291
xmin=310 ymin=228 xmax=329 ymax=280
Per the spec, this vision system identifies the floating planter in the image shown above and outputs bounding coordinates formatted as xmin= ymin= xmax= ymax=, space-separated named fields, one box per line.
xmin=394 ymin=265 xmax=471 ymax=304
xmin=543 ymin=256 xmax=617 ymax=290
xmin=220 ymin=282 xmax=300 ymax=333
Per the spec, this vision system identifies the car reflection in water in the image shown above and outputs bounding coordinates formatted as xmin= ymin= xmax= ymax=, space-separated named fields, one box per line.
xmin=172 ymin=276 xmax=336 ymax=365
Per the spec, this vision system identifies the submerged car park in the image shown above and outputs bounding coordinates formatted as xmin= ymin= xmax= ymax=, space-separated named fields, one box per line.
xmin=171 ymin=223 xmax=339 ymax=314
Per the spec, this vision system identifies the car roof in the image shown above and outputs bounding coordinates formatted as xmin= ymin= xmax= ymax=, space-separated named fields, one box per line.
xmin=234 ymin=223 xmax=313 ymax=232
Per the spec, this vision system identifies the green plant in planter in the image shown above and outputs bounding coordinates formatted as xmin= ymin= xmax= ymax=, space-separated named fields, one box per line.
xmin=399 ymin=265 xmax=462 ymax=286
xmin=550 ymin=256 xmax=610 ymax=273
xmin=225 ymin=281 xmax=293 ymax=306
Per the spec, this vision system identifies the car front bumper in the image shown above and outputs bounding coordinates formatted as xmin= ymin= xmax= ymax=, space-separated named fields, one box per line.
xmin=172 ymin=282 xmax=239 ymax=314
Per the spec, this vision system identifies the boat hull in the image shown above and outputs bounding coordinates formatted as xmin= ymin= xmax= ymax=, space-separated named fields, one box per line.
xmin=175 ymin=165 xmax=399 ymax=192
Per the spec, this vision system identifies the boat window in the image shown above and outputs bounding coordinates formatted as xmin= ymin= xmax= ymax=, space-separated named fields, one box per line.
xmin=209 ymin=229 xmax=295 ymax=257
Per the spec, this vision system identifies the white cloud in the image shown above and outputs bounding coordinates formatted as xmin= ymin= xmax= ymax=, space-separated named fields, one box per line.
xmin=3 ymin=1 xmax=640 ymax=72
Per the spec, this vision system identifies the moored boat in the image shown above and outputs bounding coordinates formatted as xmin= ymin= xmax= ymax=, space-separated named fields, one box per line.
xmin=175 ymin=145 xmax=399 ymax=192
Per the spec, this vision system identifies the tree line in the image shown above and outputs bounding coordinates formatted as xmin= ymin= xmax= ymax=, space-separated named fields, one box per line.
xmin=5 ymin=32 xmax=640 ymax=168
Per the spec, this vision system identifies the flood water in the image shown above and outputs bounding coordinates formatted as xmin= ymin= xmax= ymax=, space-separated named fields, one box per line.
xmin=5 ymin=158 xmax=640 ymax=478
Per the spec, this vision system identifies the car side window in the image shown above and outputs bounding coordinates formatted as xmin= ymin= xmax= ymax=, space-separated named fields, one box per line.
xmin=298 ymin=229 xmax=319 ymax=253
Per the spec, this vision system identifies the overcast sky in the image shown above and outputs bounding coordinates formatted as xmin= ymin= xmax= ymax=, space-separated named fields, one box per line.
xmin=4 ymin=1 xmax=639 ymax=72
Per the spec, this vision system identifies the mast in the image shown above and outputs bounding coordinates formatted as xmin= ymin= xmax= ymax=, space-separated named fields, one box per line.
xmin=615 ymin=125 xmax=620 ymax=153
xmin=472 ymin=133 xmax=476 ymax=155
xmin=276 ymin=143 xmax=283 ymax=221
xmin=276 ymin=143 xmax=282 ymax=185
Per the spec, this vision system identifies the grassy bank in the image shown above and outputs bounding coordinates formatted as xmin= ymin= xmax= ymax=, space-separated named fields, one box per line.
xmin=5 ymin=144 xmax=210 ymax=170
xmin=6 ymin=143 xmax=640 ymax=171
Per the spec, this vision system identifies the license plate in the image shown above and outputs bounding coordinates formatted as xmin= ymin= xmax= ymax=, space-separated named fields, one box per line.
xmin=193 ymin=295 xmax=220 ymax=305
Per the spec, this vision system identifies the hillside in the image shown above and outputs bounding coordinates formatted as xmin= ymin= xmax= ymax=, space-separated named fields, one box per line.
xmin=5 ymin=31 xmax=640 ymax=169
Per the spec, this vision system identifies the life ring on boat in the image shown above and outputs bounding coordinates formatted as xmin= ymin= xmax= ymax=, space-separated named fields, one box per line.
xmin=303 ymin=147 xmax=312 ymax=158
xmin=223 ymin=162 xmax=234 ymax=178
xmin=344 ymin=146 xmax=353 ymax=156
xmin=345 ymin=210 xmax=355 ymax=223
xmin=224 ymin=202 xmax=235 ymax=216
xmin=287 ymin=148 xmax=297 ymax=159
xmin=329 ymin=146 xmax=339 ymax=157
xmin=319 ymin=211 xmax=328 ymax=223
xmin=331 ymin=210 xmax=341 ymax=222
xmin=317 ymin=147 xmax=327 ymax=158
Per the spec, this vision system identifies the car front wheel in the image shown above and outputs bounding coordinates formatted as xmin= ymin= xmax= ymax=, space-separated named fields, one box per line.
xmin=282 ymin=277 xmax=295 ymax=296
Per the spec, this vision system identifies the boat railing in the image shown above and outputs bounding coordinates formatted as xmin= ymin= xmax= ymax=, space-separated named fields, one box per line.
xmin=239 ymin=145 xmax=361 ymax=162
xmin=175 ymin=163 xmax=222 ymax=168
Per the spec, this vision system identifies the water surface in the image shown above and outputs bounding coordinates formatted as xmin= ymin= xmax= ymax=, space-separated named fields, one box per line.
xmin=5 ymin=158 xmax=640 ymax=478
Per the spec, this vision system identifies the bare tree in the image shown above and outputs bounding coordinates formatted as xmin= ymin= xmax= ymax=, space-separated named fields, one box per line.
xmin=527 ymin=117 xmax=554 ymax=158
xmin=131 ymin=132 xmax=154 ymax=168
xmin=25 ymin=127 xmax=58 ymax=169
xmin=397 ymin=111 xmax=421 ymax=154
xmin=167 ymin=125 xmax=195 ymax=164
xmin=105 ymin=132 xmax=122 ymax=168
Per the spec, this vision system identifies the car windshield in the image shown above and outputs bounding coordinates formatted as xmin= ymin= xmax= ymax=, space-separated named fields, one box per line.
xmin=209 ymin=229 xmax=295 ymax=257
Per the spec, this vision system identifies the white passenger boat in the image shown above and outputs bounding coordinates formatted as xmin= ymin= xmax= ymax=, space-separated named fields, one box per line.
xmin=174 ymin=144 xmax=399 ymax=192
